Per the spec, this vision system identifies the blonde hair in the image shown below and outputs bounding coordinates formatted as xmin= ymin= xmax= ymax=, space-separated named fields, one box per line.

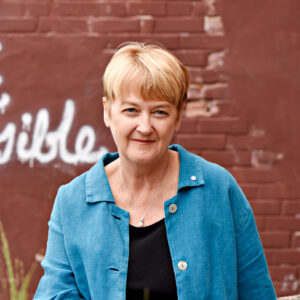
xmin=103 ymin=42 xmax=190 ymax=110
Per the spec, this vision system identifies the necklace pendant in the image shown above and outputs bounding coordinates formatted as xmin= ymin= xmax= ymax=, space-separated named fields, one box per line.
xmin=137 ymin=219 xmax=144 ymax=227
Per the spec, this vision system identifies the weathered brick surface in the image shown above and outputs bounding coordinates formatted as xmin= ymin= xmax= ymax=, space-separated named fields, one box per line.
xmin=0 ymin=0 xmax=298 ymax=297
xmin=229 ymin=168 xmax=278 ymax=183
xmin=173 ymin=49 xmax=207 ymax=66
xmin=127 ymin=2 xmax=165 ymax=16
xmin=176 ymin=134 xmax=226 ymax=150
xmin=266 ymin=250 xmax=300 ymax=264
xmin=167 ymin=2 xmax=192 ymax=16
xmin=24 ymin=2 xmax=50 ymax=16
xmin=39 ymin=17 xmax=87 ymax=33
xmin=180 ymin=34 xmax=225 ymax=49
xmin=0 ymin=2 xmax=23 ymax=16
xmin=250 ymin=200 xmax=282 ymax=215
xmin=269 ymin=265 xmax=298 ymax=281
xmin=0 ymin=17 xmax=37 ymax=32
xmin=265 ymin=217 xmax=300 ymax=231
xmin=198 ymin=118 xmax=248 ymax=134
xmin=92 ymin=18 xmax=140 ymax=33
xmin=291 ymin=233 xmax=300 ymax=247
xmin=201 ymin=150 xmax=251 ymax=167
xmin=52 ymin=2 xmax=126 ymax=17
xmin=155 ymin=17 xmax=204 ymax=33
xmin=260 ymin=232 xmax=290 ymax=248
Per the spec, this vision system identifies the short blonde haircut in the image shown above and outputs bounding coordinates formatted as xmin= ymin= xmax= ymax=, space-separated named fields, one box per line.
xmin=103 ymin=42 xmax=190 ymax=110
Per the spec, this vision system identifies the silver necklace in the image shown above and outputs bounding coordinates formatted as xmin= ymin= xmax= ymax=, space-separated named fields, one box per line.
xmin=120 ymin=157 xmax=169 ymax=227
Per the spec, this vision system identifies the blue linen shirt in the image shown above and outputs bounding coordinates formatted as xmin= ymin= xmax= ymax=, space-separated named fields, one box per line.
xmin=34 ymin=144 xmax=276 ymax=299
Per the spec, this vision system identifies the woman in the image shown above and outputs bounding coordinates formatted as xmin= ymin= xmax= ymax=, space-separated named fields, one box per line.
xmin=34 ymin=42 xmax=276 ymax=299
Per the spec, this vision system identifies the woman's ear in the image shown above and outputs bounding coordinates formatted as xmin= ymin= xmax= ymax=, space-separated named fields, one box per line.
xmin=102 ymin=97 xmax=110 ymax=128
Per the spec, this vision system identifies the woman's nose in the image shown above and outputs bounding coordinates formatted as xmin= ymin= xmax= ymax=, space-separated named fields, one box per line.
xmin=136 ymin=114 xmax=153 ymax=135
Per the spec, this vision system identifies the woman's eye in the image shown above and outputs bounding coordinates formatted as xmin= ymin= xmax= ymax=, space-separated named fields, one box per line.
xmin=124 ymin=108 xmax=136 ymax=113
xmin=155 ymin=110 xmax=168 ymax=116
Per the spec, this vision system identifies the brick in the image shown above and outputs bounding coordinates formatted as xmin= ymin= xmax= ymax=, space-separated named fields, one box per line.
xmin=167 ymin=2 xmax=192 ymax=16
xmin=187 ymin=83 xmax=203 ymax=99
xmin=203 ymin=84 xmax=231 ymax=99
xmin=282 ymin=184 xmax=300 ymax=198
xmin=215 ymin=100 xmax=238 ymax=117
xmin=188 ymin=68 xmax=206 ymax=83
xmin=250 ymin=200 xmax=282 ymax=215
xmin=23 ymin=2 xmax=50 ymax=16
xmin=265 ymin=249 xmax=300 ymax=264
xmin=201 ymin=151 xmax=234 ymax=166
xmin=275 ymin=281 xmax=300 ymax=297
xmin=53 ymin=2 xmax=126 ymax=16
xmin=38 ymin=17 xmax=87 ymax=33
xmin=140 ymin=18 xmax=154 ymax=33
xmin=260 ymin=232 xmax=290 ymax=248
xmin=176 ymin=134 xmax=226 ymax=150
xmin=53 ymin=2 xmax=101 ymax=16
xmin=227 ymin=135 xmax=268 ymax=150
xmin=106 ymin=34 xmax=179 ymax=49
xmin=291 ymin=232 xmax=300 ymax=247
xmin=0 ymin=2 xmax=23 ymax=16
xmin=192 ymin=1 xmax=210 ymax=16
xmin=100 ymin=3 xmax=127 ymax=16
xmin=230 ymin=168 xmax=278 ymax=183
xmin=127 ymin=2 xmax=165 ymax=16
xmin=283 ymin=201 xmax=300 ymax=215
xmin=184 ymin=100 xmax=219 ymax=118
xmin=265 ymin=217 xmax=300 ymax=231
xmin=0 ymin=17 xmax=37 ymax=32
xmin=254 ymin=216 xmax=265 ymax=230
xmin=258 ymin=184 xmax=300 ymax=199
xmin=178 ymin=118 xmax=198 ymax=134
xmin=269 ymin=266 xmax=298 ymax=281
xmin=92 ymin=18 xmax=140 ymax=33
xmin=202 ymin=70 xmax=230 ymax=83
xmin=184 ymin=100 xmax=236 ymax=119
xmin=202 ymin=150 xmax=251 ymax=167
xmin=198 ymin=118 xmax=248 ymax=134
xmin=214 ymin=0 xmax=223 ymax=15
xmin=240 ymin=184 xmax=259 ymax=199
xmin=155 ymin=17 xmax=204 ymax=33
xmin=205 ymin=16 xmax=224 ymax=36
xmin=180 ymin=34 xmax=226 ymax=49
xmin=173 ymin=50 xmax=207 ymax=67
xmin=233 ymin=151 xmax=251 ymax=166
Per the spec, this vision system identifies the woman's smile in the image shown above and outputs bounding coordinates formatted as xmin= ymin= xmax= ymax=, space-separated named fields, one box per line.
xmin=131 ymin=138 xmax=155 ymax=144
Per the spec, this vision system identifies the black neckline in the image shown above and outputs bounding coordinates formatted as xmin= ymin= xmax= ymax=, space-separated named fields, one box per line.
xmin=129 ymin=218 xmax=165 ymax=230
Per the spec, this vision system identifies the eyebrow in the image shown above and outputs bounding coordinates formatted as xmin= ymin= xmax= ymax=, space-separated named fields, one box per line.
xmin=121 ymin=100 xmax=172 ymax=109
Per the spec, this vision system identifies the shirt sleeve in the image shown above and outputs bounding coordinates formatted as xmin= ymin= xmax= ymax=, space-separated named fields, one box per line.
xmin=34 ymin=187 xmax=84 ymax=300
xmin=228 ymin=176 xmax=277 ymax=300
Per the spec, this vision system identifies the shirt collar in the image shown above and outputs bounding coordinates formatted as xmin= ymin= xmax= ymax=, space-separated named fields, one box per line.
xmin=86 ymin=144 xmax=205 ymax=204
xmin=169 ymin=144 xmax=205 ymax=191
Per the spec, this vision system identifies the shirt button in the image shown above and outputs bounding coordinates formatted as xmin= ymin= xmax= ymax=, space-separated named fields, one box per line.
xmin=178 ymin=261 xmax=187 ymax=271
xmin=191 ymin=175 xmax=197 ymax=181
xmin=169 ymin=204 xmax=177 ymax=213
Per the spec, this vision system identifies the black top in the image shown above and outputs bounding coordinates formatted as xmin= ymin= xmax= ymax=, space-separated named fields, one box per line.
xmin=126 ymin=218 xmax=178 ymax=300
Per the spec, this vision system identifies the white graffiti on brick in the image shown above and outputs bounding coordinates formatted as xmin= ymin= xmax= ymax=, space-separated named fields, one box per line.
xmin=0 ymin=93 xmax=10 ymax=114
xmin=0 ymin=41 xmax=108 ymax=166
xmin=0 ymin=99 xmax=108 ymax=167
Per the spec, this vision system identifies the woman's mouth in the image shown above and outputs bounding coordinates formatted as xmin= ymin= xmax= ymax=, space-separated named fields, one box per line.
xmin=132 ymin=139 xmax=155 ymax=144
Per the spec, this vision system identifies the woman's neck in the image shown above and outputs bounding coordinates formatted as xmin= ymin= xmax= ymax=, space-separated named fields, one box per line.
xmin=118 ymin=150 xmax=171 ymax=192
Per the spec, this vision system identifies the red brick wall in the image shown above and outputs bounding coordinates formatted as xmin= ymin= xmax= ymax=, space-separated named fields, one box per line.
xmin=0 ymin=0 xmax=299 ymax=298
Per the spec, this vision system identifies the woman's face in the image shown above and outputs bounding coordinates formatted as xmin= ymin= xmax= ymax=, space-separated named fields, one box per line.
xmin=103 ymin=88 xmax=182 ymax=166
